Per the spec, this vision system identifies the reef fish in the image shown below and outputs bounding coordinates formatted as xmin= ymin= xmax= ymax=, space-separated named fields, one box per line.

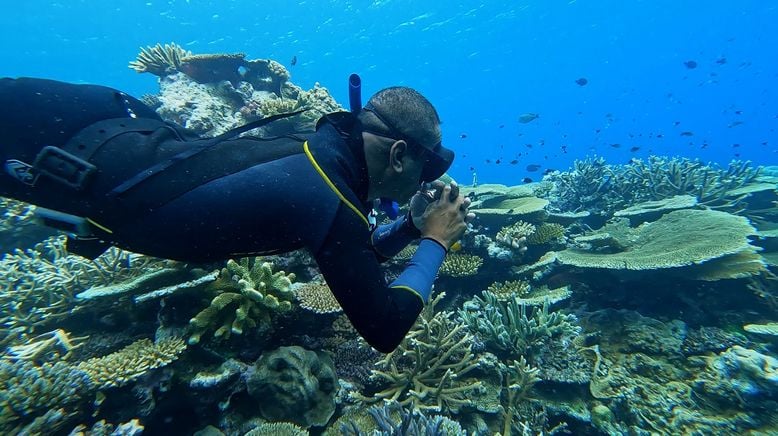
xmin=518 ymin=113 xmax=540 ymax=124
xmin=684 ymin=60 xmax=698 ymax=69
xmin=526 ymin=164 xmax=541 ymax=172
xmin=575 ymin=77 xmax=588 ymax=86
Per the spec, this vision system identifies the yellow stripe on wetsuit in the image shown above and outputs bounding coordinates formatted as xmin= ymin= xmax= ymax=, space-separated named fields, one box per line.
xmin=303 ymin=141 xmax=369 ymax=227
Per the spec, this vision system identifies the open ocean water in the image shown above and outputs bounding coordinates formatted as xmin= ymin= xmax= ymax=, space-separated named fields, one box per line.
xmin=0 ymin=1 xmax=777 ymax=435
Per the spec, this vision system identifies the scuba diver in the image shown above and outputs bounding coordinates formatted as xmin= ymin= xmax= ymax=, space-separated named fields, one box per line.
xmin=0 ymin=76 xmax=474 ymax=353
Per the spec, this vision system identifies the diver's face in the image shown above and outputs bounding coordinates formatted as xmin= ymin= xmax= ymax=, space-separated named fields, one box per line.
xmin=389 ymin=141 xmax=425 ymax=203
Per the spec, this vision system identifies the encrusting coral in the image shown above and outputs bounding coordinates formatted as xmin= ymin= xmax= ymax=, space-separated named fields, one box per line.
xmin=188 ymin=258 xmax=295 ymax=344
xmin=353 ymin=293 xmax=484 ymax=413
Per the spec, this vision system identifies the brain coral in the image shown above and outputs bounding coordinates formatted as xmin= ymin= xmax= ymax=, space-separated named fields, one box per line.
xmin=555 ymin=209 xmax=757 ymax=270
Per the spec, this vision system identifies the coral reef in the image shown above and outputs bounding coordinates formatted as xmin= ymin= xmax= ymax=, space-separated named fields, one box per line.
xmin=438 ymin=253 xmax=483 ymax=277
xmin=188 ymin=259 xmax=295 ymax=344
xmin=245 ymin=345 xmax=337 ymax=428
xmin=495 ymin=221 xmax=535 ymax=249
xmin=244 ymin=422 xmax=308 ymax=436
xmin=353 ymin=293 xmax=483 ymax=413
xmin=337 ymin=400 xmax=466 ymax=436
xmin=525 ymin=223 xmax=566 ymax=246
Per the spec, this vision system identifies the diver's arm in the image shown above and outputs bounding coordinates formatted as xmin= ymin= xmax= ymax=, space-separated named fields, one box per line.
xmin=312 ymin=206 xmax=445 ymax=353
xmin=369 ymin=211 xmax=421 ymax=260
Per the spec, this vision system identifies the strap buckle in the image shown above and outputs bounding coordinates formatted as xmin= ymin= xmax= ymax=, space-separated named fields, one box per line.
xmin=33 ymin=146 xmax=97 ymax=191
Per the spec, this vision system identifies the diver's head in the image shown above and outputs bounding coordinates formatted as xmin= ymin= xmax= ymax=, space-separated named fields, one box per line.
xmin=360 ymin=86 xmax=454 ymax=203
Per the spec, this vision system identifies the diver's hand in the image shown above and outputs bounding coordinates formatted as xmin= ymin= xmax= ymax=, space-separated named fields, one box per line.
xmin=409 ymin=180 xmax=445 ymax=230
xmin=418 ymin=182 xmax=473 ymax=250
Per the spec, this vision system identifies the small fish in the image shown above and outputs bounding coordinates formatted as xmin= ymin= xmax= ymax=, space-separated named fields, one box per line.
xmin=657 ymin=134 xmax=664 ymax=138
xmin=510 ymin=159 xmax=519 ymax=165
xmin=575 ymin=77 xmax=588 ymax=86
xmin=610 ymin=143 xmax=621 ymax=148
xmin=495 ymin=159 xmax=501 ymax=164
xmin=673 ymin=121 xmax=681 ymax=126
xmin=522 ymin=177 xmax=533 ymax=183
xmin=526 ymin=164 xmax=541 ymax=172
xmin=595 ymin=129 xmax=601 ymax=134
xmin=680 ymin=131 xmax=694 ymax=137
xmin=630 ymin=146 xmax=640 ymax=152
xmin=518 ymin=113 xmax=540 ymax=124
xmin=460 ymin=133 xmax=468 ymax=139
xmin=290 ymin=55 xmax=297 ymax=66
xmin=701 ymin=143 xmax=709 ymax=149
xmin=734 ymin=110 xmax=743 ymax=115
xmin=543 ymin=168 xmax=556 ymax=175
xmin=732 ymin=143 xmax=741 ymax=148
xmin=450 ymin=241 xmax=462 ymax=252
xmin=728 ymin=121 xmax=743 ymax=128
xmin=561 ymin=145 xmax=568 ymax=153
xmin=684 ymin=60 xmax=698 ymax=69
xmin=715 ymin=57 xmax=727 ymax=65
xmin=469 ymin=166 xmax=475 ymax=171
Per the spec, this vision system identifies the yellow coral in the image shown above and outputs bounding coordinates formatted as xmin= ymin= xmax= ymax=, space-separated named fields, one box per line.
xmin=75 ymin=337 xmax=186 ymax=389
xmin=294 ymin=282 xmax=342 ymax=314
xmin=439 ymin=254 xmax=483 ymax=277
xmin=486 ymin=280 xmax=531 ymax=301
xmin=526 ymin=223 xmax=566 ymax=245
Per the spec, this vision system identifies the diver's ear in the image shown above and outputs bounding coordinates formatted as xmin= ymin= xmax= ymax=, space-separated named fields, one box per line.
xmin=389 ymin=140 xmax=408 ymax=172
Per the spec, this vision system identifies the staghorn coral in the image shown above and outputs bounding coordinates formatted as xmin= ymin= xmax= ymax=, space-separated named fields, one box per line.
xmin=499 ymin=357 xmax=541 ymax=436
xmin=439 ymin=253 xmax=483 ymax=277
xmin=294 ymin=281 xmax=342 ymax=314
xmin=525 ymin=223 xmax=566 ymax=245
xmin=129 ymin=42 xmax=192 ymax=76
xmin=353 ymin=293 xmax=483 ymax=413
xmin=495 ymin=221 xmax=535 ymax=249
xmin=246 ymin=346 xmax=337 ymax=428
xmin=337 ymin=400 xmax=466 ymax=435
xmin=459 ymin=291 xmax=581 ymax=360
xmin=3 ymin=329 xmax=87 ymax=363
xmin=0 ymin=236 xmax=168 ymax=347
xmin=188 ymin=258 xmax=295 ymax=344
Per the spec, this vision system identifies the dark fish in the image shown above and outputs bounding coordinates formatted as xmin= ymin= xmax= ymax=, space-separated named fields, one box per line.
xmin=680 ymin=131 xmax=694 ymax=137
xmin=522 ymin=177 xmax=533 ymax=183
xmin=290 ymin=55 xmax=297 ymax=66
xmin=610 ymin=143 xmax=621 ymax=148
xmin=715 ymin=57 xmax=727 ymax=65
xmin=561 ymin=145 xmax=568 ymax=153
xmin=630 ymin=146 xmax=640 ymax=152
xmin=684 ymin=60 xmax=698 ymax=69
xmin=485 ymin=159 xmax=491 ymax=163
xmin=595 ymin=129 xmax=601 ymax=134
xmin=732 ymin=143 xmax=741 ymax=148
xmin=673 ymin=121 xmax=681 ymax=126
xmin=543 ymin=168 xmax=556 ymax=175
xmin=495 ymin=159 xmax=502 ymax=164
xmin=657 ymin=134 xmax=664 ymax=138
xmin=469 ymin=166 xmax=475 ymax=171
xmin=701 ymin=143 xmax=709 ymax=149
xmin=526 ymin=164 xmax=541 ymax=172
xmin=499 ymin=124 xmax=505 ymax=128
xmin=518 ymin=113 xmax=540 ymax=123
xmin=525 ymin=143 xmax=533 ymax=148
xmin=575 ymin=77 xmax=588 ymax=86
xmin=460 ymin=133 xmax=468 ymax=138
xmin=735 ymin=110 xmax=743 ymax=115
xmin=510 ymin=159 xmax=519 ymax=165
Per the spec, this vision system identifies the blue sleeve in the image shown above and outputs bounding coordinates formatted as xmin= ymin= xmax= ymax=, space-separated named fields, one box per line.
xmin=387 ymin=238 xmax=447 ymax=302
xmin=370 ymin=212 xmax=422 ymax=259
xmin=311 ymin=206 xmax=445 ymax=353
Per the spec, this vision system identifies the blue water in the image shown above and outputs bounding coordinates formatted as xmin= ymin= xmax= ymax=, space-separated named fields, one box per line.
xmin=2 ymin=0 xmax=776 ymax=184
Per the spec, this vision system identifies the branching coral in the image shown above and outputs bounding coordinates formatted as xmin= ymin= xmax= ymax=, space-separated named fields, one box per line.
xmin=188 ymin=258 xmax=295 ymax=344
xmin=526 ymin=223 xmax=566 ymax=245
xmin=500 ymin=357 xmax=541 ymax=436
xmin=459 ymin=291 xmax=581 ymax=360
xmin=439 ymin=253 xmax=483 ymax=277
xmin=353 ymin=293 xmax=483 ymax=413
xmin=129 ymin=42 xmax=192 ymax=76
xmin=0 ymin=236 xmax=169 ymax=347
xmin=486 ymin=281 xmax=571 ymax=306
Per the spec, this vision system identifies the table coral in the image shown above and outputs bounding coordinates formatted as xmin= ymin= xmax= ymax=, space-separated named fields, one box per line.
xmin=188 ymin=259 xmax=295 ymax=344
xmin=556 ymin=209 xmax=757 ymax=271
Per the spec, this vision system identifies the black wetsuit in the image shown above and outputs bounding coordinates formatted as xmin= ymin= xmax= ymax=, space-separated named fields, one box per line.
xmin=0 ymin=78 xmax=447 ymax=352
